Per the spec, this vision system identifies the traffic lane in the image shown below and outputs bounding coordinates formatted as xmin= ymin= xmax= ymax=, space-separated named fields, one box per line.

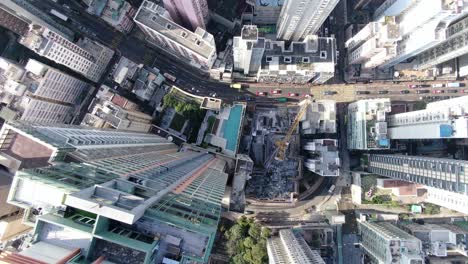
xmin=28 ymin=0 xmax=118 ymax=43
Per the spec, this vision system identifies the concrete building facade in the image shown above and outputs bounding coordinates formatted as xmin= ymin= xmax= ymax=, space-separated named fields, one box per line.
xmin=368 ymin=154 xmax=468 ymax=197
xmin=304 ymin=139 xmax=340 ymax=176
xmin=267 ymin=229 xmax=325 ymax=264
xmin=2 ymin=122 xmax=228 ymax=263
xmin=359 ymin=221 xmax=423 ymax=264
xmin=388 ymin=96 xmax=468 ymax=140
xmin=134 ymin=1 xmax=216 ymax=71
xmin=162 ymin=0 xmax=209 ymax=31
xmin=0 ymin=58 xmax=90 ymax=124
xmin=19 ymin=25 xmax=114 ymax=82
xmin=233 ymin=25 xmax=265 ymax=75
xmin=276 ymin=0 xmax=340 ymax=41
xmin=347 ymin=99 xmax=391 ymax=150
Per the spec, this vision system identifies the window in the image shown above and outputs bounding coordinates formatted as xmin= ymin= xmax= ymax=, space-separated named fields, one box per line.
xmin=166 ymin=23 xmax=172 ymax=29
xmin=302 ymin=57 xmax=310 ymax=63
xmin=320 ymin=51 xmax=327 ymax=59
xmin=266 ymin=56 xmax=273 ymax=62
xmin=284 ymin=56 xmax=292 ymax=63
xmin=181 ymin=31 xmax=187 ymax=38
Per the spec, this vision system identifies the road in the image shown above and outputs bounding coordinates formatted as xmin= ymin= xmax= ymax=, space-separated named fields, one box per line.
xmin=28 ymin=0 xmax=468 ymax=104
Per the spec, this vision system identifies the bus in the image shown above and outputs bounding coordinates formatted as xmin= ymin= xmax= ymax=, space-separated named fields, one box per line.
xmin=163 ymin=72 xmax=177 ymax=82
xmin=275 ymin=97 xmax=287 ymax=103
xmin=447 ymin=82 xmax=462 ymax=88
xmin=50 ymin=9 xmax=68 ymax=22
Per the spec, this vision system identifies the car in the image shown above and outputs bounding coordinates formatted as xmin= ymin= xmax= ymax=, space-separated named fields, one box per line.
xmin=256 ymin=91 xmax=267 ymax=96
xmin=432 ymin=83 xmax=445 ymax=88
xmin=416 ymin=89 xmax=430 ymax=94
xmin=288 ymin=92 xmax=299 ymax=97
xmin=400 ymin=90 xmax=410 ymax=94
xmin=378 ymin=90 xmax=389 ymax=94
xmin=323 ymin=90 xmax=337 ymax=95
xmin=432 ymin=90 xmax=444 ymax=94
xmin=447 ymin=89 xmax=458 ymax=93
xmin=409 ymin=84 xmax=430 ymax=88
xmin=463 ymin=89 xmax=468 ymax=93
xmin=304 ymin=94 xmax=314 ymax=97
xmin=355 ymin=91 xmax=370 ymax=95
xmin=272 ymin=89 xmax=282 ymax=94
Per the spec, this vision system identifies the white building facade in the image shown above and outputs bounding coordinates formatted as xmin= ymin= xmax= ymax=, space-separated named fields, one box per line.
xmin=276 ymin=0 xmax=339 ymax=41
xmin=19 ymin=25 xmax=114 ymax=82
xmin=267 ymin=229 xmax=325 ymax=264
xmin=347 ymin=99 xmax=391 ymax=150
xmin=134 ymin=1 xmax=217 ymax=71
xmin=388 ymin=96 xmax=468 ymax=140
xmin=0 ymin=58 xmax=90 ymax=124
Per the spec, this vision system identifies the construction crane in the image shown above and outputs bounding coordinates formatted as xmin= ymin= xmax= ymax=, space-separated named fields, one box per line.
xmin=275 ymin=98 xmax=312 ymax=161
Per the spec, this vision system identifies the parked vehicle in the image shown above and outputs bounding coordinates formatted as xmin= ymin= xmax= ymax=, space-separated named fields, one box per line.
xmin=288 ymin=92 xmax=299 ymax=97
xmin=447 ymin=89 xmax=458 ymax=93
xmin=378 ymin=90 xmax=389 ymax=94
xmin=432 ymin=90 xmax=444 ymax=94
xmin=400 ymin=90 xmax=410 ymax=94
xmin=328 ymin=185 xmax=336 ymax=194
xmin=463 ymin=89 xmax=468 ymax=93
xmin=256 ymin=91 xmax=267 ymax=96
xmin=432 ymin=83 xmax=445 ymax=88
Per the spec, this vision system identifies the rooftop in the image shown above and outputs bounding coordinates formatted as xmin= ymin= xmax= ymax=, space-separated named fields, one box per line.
xmin=260 ymin=36 xmax=336 ymax=73
xmin=134 ymin=1 xmax=215 ymax=59
xmin=304 ymin=139 xmax=340 ymax=177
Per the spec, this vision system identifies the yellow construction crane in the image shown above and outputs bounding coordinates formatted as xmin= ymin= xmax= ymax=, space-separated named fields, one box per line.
xmin=275 ymin=98 xmax=312 ymax=161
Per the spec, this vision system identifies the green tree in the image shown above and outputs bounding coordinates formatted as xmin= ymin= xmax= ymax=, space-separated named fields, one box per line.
xmin=243 ymin=237 xmax=255 ymax=248
xmin=248 ymin=223 xmax=261 ymax=241
xmin=261 ymin=227 xmax=271 ymax=239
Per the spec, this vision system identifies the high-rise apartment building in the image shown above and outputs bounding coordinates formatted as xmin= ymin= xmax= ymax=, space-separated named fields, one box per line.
xmin=346 ymin=17 xmax=400 ymax=69
xmin=347 ymin=99 xmax=391 ymax=150
xmin=276 ymin=0 xmax=339 ymax=41
xmin=304 ymin=139 xmax=340 ymax=176
xmin=233 ymin=25 xmax=265 ymax=75
xmin=377 ymin=0 xmax=467 ymax=68
xmin=249 ymin=0 xmax=285 ymax=25
xmin=134 ymin=1 xmax=217 ymax=71
xmin=416 ymin=15 xmax=468 ymax=70
xmin=387 ymin=96 xmax=468 ymax=139
xmin=359 ymin=221 xmax=423 ymax=264
xmin=19 ymin=25 xmax=114 ymax=82
xmin=2 ymin=121 xmax=228 ymax=263
xmin=0 ymin=58 xmax=90 ymax=124
xmin=368 ymin=154 xmax=468 ymax=196
xmin=267 ymin=229 xmax=326 ymax=264
xmin=233 ymin=26 xmax=336 ymax=83
xmin=162 ymin=0 xmax=209 ymax=31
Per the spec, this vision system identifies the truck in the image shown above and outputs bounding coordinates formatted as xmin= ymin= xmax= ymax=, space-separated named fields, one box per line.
xmin=230 ymin=83 xmax=243 ymax=89
xmin=275 ymin=97 xmax=288 ymax=103
xmin=50 ymin=9 xmax=68 ymax=22
xmin=163 ymin=72 xmax=177 ymax=82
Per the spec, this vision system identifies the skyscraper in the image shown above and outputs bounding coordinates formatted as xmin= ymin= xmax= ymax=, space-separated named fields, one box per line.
xmin=19 ymin=24 xmax=114 ymax=82
xmin=276 ymin=0 xmax=339 ymax=41
xmin=134 ymin=1 xmax=217 ymax=71
xmin=387 ymin=96 xmax=468 ymax=140
xmin=162 ymin=0 xmax=209 ymax=30
xmin=359 ymin=221 xmax=423 ymax=264
xmin=267 ymin=229 xmax=326 ymax=264
xmin=233 ymin=25 xmax=265 ymax=75
xmin=0 ymin=58 xmax=90 ymax=124
xmin=2 ymin=121 xmax=228 ymax=263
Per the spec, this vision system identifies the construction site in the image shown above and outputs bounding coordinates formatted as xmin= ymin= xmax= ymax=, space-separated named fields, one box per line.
xmin=238 ymin=99 xmax=315 ymax=203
